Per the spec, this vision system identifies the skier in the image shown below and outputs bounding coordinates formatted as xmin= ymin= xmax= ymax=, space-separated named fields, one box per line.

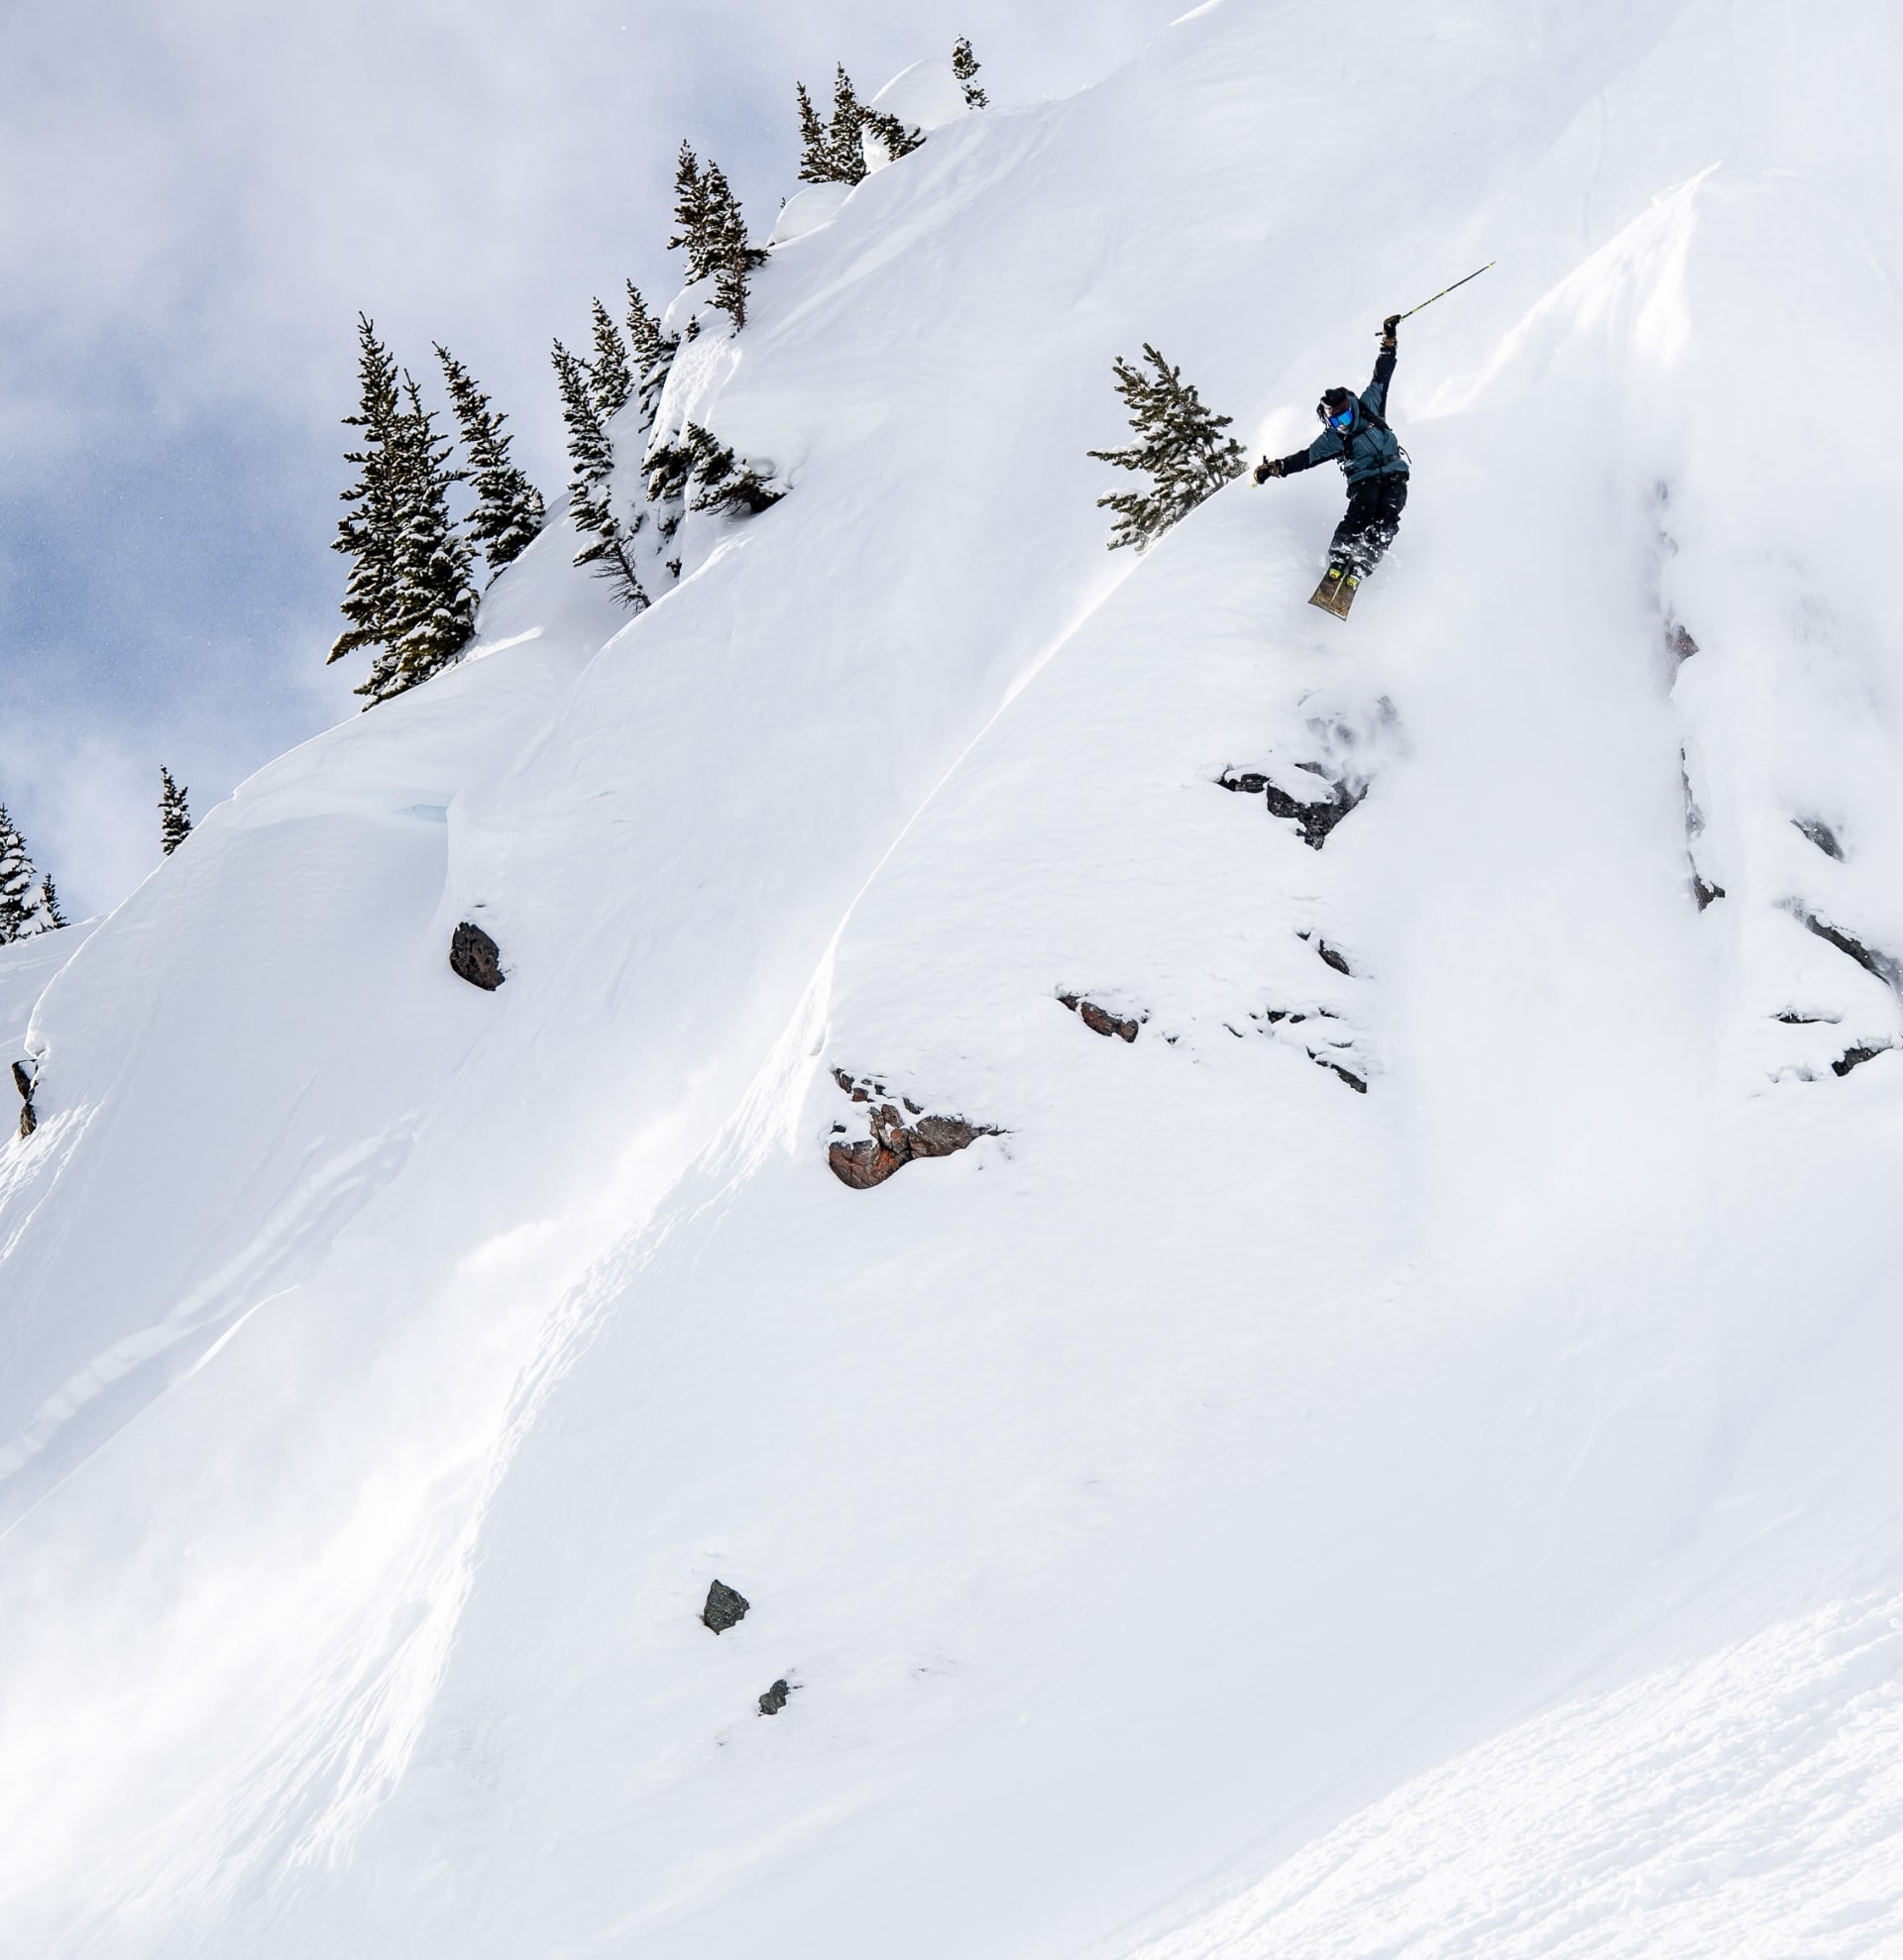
xmin=1254 ymin=313 xmax=1408 ymax=618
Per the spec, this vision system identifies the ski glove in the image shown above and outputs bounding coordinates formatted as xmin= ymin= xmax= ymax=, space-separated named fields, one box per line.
xmin=1380 ymin=313 xmax=1400 ymax=351
xmin=1254 ymin=457 xmax=1286 ymax=484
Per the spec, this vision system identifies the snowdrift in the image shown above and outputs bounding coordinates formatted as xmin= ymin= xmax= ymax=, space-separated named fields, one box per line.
xmin=5 ymin=2 xmax=1903 ymax=1955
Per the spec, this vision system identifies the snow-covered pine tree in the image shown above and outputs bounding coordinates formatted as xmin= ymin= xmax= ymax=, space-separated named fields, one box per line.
xmin=551 ymin=339 xmax=648 ymax=609
xmin=669 ymin=144 xmax=718 ymax=285
xmin=952 ymin=37 xmax=988 ymax=109
xmin=589 ymin=298 xmax=634 ymax=420
xmin=861 ymin=103 xmax=925 ymax=169
xmin=669 ymin=146 xmax=767 ymax=328
xmin=688 ymin=428 xmax=783 ymax=515
xmin=1087 ymin=343 xmax=1246 ymax=552
xmin=0 ymin=805 xmax=32 ymax=942
xmin=0 ymin=806 xmax=62 ymax=941
xmin=328 ymin=315 xmax=404 ymax=666
xmin=796 ymin=69 xmax=865 ymax=185
xmin=358 ymin=377 xmax=480 ymax=705
xmin=701 ymin=163 xmax=768 ymax=329
xmin=159 ymin=767 xmax=191 ymax=855
xmin=434 ymin=342 xmax=546 ymax=578
xmin=624 ymin=281 xmax=678 ymax=422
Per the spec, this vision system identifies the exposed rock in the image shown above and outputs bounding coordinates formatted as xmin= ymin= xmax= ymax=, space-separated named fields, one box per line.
xmin=450 ymin=921 xmax=505 ymax=991
xmin=1693 ymin=873 xmax=1726 ymax=911
xmin=1833 ymin=1043 xmax=1891 ymax=1079
xmin=702 ymin=1579 xmax=750 ymax=1634
xmin=1218 ymin=767 xmax=1367 ymax=849
xmin=1775 ymin=1010 xmax=1839 ymax=1025
xmin=1316 ymin=1056 xmax=1368 ymax=1093
xmin=827 ymin=1072 xmax=999 ymax=1189
xmin=1790 ymin=905 xmax=1903 ymax=997
xmin=12 ymin=1060 xmax=35 ymax=1140
xmin=1666 ymin=620 xmax=1700 ymax=661
xmin=1059 ymin=994 xmax=1140 ymax=1042
xmin=1314 ymin=939 xmax=1351 ymax=977
xmin=758 ymin=1678 xmax=793 ymax=1716
xmin=1794 ymin=817 xmax=1845 ymax=862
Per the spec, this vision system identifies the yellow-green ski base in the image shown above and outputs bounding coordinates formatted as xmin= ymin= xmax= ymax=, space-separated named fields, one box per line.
xmin=1306 ymin=566 xmax=1361 ymax=619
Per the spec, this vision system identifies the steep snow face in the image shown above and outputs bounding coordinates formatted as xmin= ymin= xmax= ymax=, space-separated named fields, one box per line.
xmin=5 ymin=1 xmax=1903 ymax=1955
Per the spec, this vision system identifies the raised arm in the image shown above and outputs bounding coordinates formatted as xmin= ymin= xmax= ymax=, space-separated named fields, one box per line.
xmin=1363 ymin=315 xmax=1399 ymax=416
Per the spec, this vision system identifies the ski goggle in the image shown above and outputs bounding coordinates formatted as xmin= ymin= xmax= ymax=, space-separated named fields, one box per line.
xmin=1317 ymin=401 xmax=1354 ymax=431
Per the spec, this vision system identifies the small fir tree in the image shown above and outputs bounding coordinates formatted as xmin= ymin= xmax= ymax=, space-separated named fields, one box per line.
xmin=669 ymin=148 xmax=766 ymax=328
xmin=329 ymin=315 xmax=404 ymax=665
xmin=861 ymin=105 xmax=925 ymax=168
xmin=0 ymin=805 xmax=33 ymax=942
xmin=159 ymin=767 xmax=192 ymax=855
xmin=624 ymin=281 xmax=679 ymax=421
xmin=0 ymin=807 xmax=62 ymax=941
xmin=36 ymin=875 xmax=68 ymax=932
xmin=552 ymin=339 xmax=648 ymax=609
xmin=360 ymin=377 xmax=480 ymax=704
xmin=1088 ymin=344 xmax=1246 ymax=552
xmin=952 ymin=37 xmax=988 ymax=109
xmin=796 ymin=69 xmax=865 ymax=185
xmin=434 ymin=342 xmax=546 ymax=577
xmin=589 ymin=297 xmax=635 ymax=420
xmin=702 ymin=162 xmax=767 ymax=328
xmin=669 ymin=144 xmax=718 ymax=284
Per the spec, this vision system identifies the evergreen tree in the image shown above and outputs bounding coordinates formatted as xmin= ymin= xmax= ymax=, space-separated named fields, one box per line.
xmin=552 ymin=339 xmax=648 ymax=609
xmin=624 ymin=281 xmax=678 ymax=421
xmin=669 ymin=144 xmax=718 ymax=284
xmin=329 ymin=314 xmax=404 ymax=666
xmin=434 ymin=342 xmax=546 ymax=577
xmin=159 ymin=767 xmax=192 ymax=855
xmin=0 ymin=806 xmax=32 ymax=942
xmin=796 ymin=69 xmax=865 ymax=185
xmin=589 ymin=297 xmax=634 ymax=420
xmin=359 ymin=377 xmax=480 ymax=704
xmin=860 ymin=105 xmax=925 ymax=169
xmin=952 ymin=37 xmax=988 ymax=109
xmin=702 ymin=162 xmax=766 ymax=328
xmin=0 ymin=806 xmax=62 ymax=942
xmin=1088 ymin=343 xmax=1246 ymax=552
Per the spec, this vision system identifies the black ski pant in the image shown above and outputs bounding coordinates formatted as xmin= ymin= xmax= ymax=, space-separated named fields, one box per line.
xmin=1330 ymin=473 xmax=1408 ymax=577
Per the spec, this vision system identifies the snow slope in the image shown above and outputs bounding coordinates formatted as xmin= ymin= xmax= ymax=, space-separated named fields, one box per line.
xmin=5 ymin=1 xmax=1903 ymax=1954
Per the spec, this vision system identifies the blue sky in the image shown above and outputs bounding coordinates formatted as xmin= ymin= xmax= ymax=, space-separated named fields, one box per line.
xmin=0 ymin=0 xmax=1182 ymax=918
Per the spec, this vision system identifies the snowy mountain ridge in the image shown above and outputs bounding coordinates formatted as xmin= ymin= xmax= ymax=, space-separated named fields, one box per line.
xmin=6 ymin=2 xmax=1903 ymax=1954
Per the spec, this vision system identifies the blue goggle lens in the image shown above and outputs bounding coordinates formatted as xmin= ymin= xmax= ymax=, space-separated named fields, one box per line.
xmin=1329 ymin=406 xmax=1353 ymax=430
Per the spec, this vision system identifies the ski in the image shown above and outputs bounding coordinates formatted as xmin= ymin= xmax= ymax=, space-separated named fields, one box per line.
xmin=1307 ymin=565 xmax=1361 ymax=619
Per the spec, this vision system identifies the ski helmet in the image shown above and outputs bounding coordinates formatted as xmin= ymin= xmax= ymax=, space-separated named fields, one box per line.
xmin=1317 ymin=386 xmax=1356 ymax=429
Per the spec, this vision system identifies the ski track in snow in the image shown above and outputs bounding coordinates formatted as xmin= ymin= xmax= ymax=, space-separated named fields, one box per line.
xmin=5 ymin=2 xmax=1903 ymax=1955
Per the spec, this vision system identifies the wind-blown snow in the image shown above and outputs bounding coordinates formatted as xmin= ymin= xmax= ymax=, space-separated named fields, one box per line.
xmin=4 ymin=2 xmax=1903 ymax=1955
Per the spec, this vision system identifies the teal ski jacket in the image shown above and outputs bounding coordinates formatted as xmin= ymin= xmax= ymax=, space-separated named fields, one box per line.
xmin=1274 ymin=347 xmax=1408 ymax=486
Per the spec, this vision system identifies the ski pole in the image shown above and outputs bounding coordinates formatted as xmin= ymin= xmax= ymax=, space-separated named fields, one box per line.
xmin=1395 ymin=262 xmax=1494 ymax=322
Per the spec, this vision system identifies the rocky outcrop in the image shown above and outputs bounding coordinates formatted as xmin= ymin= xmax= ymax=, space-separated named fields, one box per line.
xmin=12 ymin=1059 xmax=35 ymax=1140
xmin=450 ymin=921 xmax=505 ymax=991
xmin=1059 ymin=994 xmax=1140 ymax=1041
xmin=827 ymin=1070 xmax=998 ymax=1189
xmin=702 ymin=1579 xmax=750 ymax=1633
xmin=1219 ymin=766 xmax=1367 ymax=849
xmin=1794 ymin=817 xmax=1845 ymax=862
xmin=758 ymin=1678 xmax=793 ymax=1716
xmin=1833 ymin=1043 xmax=1892 ymax=1079
xmin=1790 ymin=906 xmax=1903 ymax=997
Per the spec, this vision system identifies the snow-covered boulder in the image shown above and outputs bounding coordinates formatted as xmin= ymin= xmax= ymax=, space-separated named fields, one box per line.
xmin=768 ymin=180 xmax=852 ymax=247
